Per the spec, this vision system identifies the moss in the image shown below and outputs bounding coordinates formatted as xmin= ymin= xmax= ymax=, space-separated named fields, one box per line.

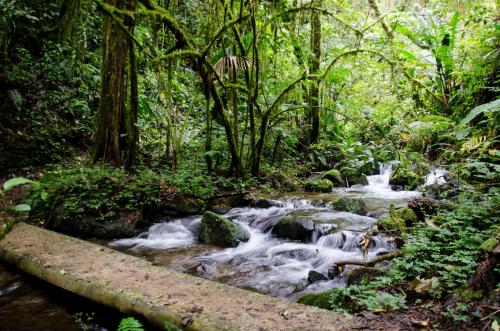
xmin=320 ymin=169 xmax=343 ymax=186
xmin=390 ymin=170 xmax=422 ymax=190
xmin=378 ymin=205 xmax=406 ymax=234
xmin=304 ymin=179 xmax=333 ymax=193
xmin=330 ymin=197 xmax=367 ymax=215
xmin=347 ymin=267 xmax=384 ymax=286
xmin=0 ymin=218 xmax=15 ymax=240
xmin=297 ymin=290 xmax=335 ymax=309
xmin=480 ymin=237 xmax=499 ymax=253
xmin=396 ymin=207 xmax=418 ymax=226
xmin=198 ymin=211 xmax=249 ymax=247
xmin=271 ymin=215 xmax=313 ymax=242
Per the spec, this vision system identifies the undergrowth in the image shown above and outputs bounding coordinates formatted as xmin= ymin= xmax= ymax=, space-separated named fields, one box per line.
xmin=300 ymin=189 xmax=499 ymax=323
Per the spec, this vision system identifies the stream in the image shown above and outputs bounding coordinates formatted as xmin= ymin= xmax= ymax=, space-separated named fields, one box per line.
xmin=111 ymin=164 xmax=424 ymax=300
xmin=0 ymin=164 xmax=447 ymax=329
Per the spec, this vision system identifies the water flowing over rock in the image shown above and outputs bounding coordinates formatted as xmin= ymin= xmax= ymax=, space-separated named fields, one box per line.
xmin=111 ymin=162 xmax=422 ymax=299
xmin=198 ymin=211 xmax=249 ymax=247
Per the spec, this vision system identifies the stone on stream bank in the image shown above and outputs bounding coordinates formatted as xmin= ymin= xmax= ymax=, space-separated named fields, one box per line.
xmin=408 ymin=197 xmax=452 ymax=221
xmin=198 ymin=211 xmax=249 ymax=247
xmin=347 ymin=266 xmax=385 ymax=285
xmin=319 ymin=169 xmax=344 ymax=186
xmin=304 ymin=179 xmax=333 ymax=193
xmin=377 ymin=205 xmax=418 ymax=235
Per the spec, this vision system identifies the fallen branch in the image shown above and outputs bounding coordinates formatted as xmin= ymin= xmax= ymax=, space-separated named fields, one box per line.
xmin=334 ymin=250 xmax=402 ymax=267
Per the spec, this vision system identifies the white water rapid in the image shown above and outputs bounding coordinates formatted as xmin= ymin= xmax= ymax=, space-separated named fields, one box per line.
xmin=111 ymin=163 xmax=423 ymax=299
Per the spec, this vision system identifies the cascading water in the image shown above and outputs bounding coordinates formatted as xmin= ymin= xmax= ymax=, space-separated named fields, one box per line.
xmin=362 ymin=163 xmax=421 ymax=199
xmin=424 ymin=168 xmax=448 ymax=186
xmin=111 ymin=163 xmax=420 ymax=300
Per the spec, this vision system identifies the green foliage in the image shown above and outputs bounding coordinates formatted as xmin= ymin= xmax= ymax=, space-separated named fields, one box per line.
xmin=0 ymin=176 xmax=35 ymax=212
xmin=117 ymin=317 xmax=144 ymax=331
xmin=163 ymin=321 xmax=182 ymax=331
xmin=459 ymin=99 xmax=500 ymax=126
xmin=2 ymin=177 xmax=33 ymax=191
xmin=301 ymin=190 xmax=499 ymax=320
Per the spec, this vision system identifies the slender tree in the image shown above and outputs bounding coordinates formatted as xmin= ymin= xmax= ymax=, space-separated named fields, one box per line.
xmin=93 ymin=0 xmax=138 ymax=167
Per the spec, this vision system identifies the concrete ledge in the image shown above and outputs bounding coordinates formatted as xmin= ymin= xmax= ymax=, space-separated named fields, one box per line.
xmin=0 ymin=223 xmax=360 ymax=330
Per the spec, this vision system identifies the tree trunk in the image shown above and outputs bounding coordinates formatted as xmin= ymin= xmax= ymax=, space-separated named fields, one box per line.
xmin=308 ymin=0 xmax=322 ymax=145
xmin=93 ymin=0 xmax=137 ymax=166
xmin=57 ymin=0 xmax=81 ymax=42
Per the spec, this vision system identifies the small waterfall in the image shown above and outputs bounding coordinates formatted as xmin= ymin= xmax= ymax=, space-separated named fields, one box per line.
xmin=111 ymin=217 xmax=200 ymax=250
xmin=366 ymin=163 xmax=393 ymax=191
xmin=424 ymin=168 xmax=448 ymax=186
xmin=316 ymin=232 xmax=346 ymax=249
xmin=362 ymin=162 xmax=420 ymax=199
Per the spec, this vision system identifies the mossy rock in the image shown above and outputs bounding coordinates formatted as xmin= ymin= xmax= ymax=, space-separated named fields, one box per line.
xmin=47 ymin=204 xmax=142 ymax=239
xmin=329 ymin=197 xmax=367 ymax=215
xmin=395 ymin=207 xmax=418 ymax=226
xmin=271 ymin=215 xmax=314 ymax=242
xmin=390 ymin=170 xmax=423 ymax=190
xmin=347 ymin=267 xmax=384 ymax=285
xmin=320 ymin=169 xmax=344 ymax=186
xmin=297 ymin=290 xmax=335 ymax=309
xmin=377 ymin=205 xmax=406 ymax=234
xmin=339 ymin=166 xmax=370 ymax=186
xmin=480 ymin=237 xmax=499 ymax=253
xmin=304 ymin=179 xmax=333 ymax=193
xmin=198 ymin=211 xmax=249 ymax=247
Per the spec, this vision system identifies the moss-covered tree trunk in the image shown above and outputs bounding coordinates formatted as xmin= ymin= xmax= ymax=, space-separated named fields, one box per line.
xmin=93 ymin=0 xmax=137 ymax=166
xmin=57 ymin=0 xmax=81 ymax=42
xmin=308 ymin=0 xmax=322 ymax=145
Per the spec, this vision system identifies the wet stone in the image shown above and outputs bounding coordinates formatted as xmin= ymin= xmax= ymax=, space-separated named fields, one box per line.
xmin=307 ymin=270 xmax=328 ymax=284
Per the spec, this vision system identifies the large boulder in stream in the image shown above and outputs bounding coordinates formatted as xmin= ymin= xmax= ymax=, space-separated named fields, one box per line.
xmin=198 ymin=211 xmax=249 ymax=247
xmin=304 ymin=179 xmax=333 ymax=193
xmin=319 ymin=169 xmax=344 ymax=186
xmin=272 ymin=215 xmax=314 ymax=242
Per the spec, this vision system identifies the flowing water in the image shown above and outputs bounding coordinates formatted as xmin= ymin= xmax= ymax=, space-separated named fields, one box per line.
xmin=111 ymin=164 xmax=422 ymax=300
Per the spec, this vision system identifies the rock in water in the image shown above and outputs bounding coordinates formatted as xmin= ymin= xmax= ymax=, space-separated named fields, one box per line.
xmin=307 ymin=270 xmax=328 ymax=284
xmin=304 ymin=179 xmax=334 ymax=193
xmin=329 ymin=197 xmax=368 ymax=215
xmin=327 ymin=266 xmax=341 ymax=279
xmin=198 ymin=211 xmax=249 ymax=247
xmin=271 ymin=215 xmax=314 ymax=242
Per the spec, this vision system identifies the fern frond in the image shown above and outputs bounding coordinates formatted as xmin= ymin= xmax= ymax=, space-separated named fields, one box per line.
xmin=117 ymin=317 xmax=145 ymax=331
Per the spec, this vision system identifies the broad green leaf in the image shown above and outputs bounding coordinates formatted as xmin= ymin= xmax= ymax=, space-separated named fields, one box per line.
xmin=492 ymin=320 xmax=499 ymax=331
xmin=3 ymin=177 xmax=33 ymax=191
xmin=459 ymin=99 xmax=500 ymax=126
xmin=13 ymin=204 xmax=31 ymax=212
